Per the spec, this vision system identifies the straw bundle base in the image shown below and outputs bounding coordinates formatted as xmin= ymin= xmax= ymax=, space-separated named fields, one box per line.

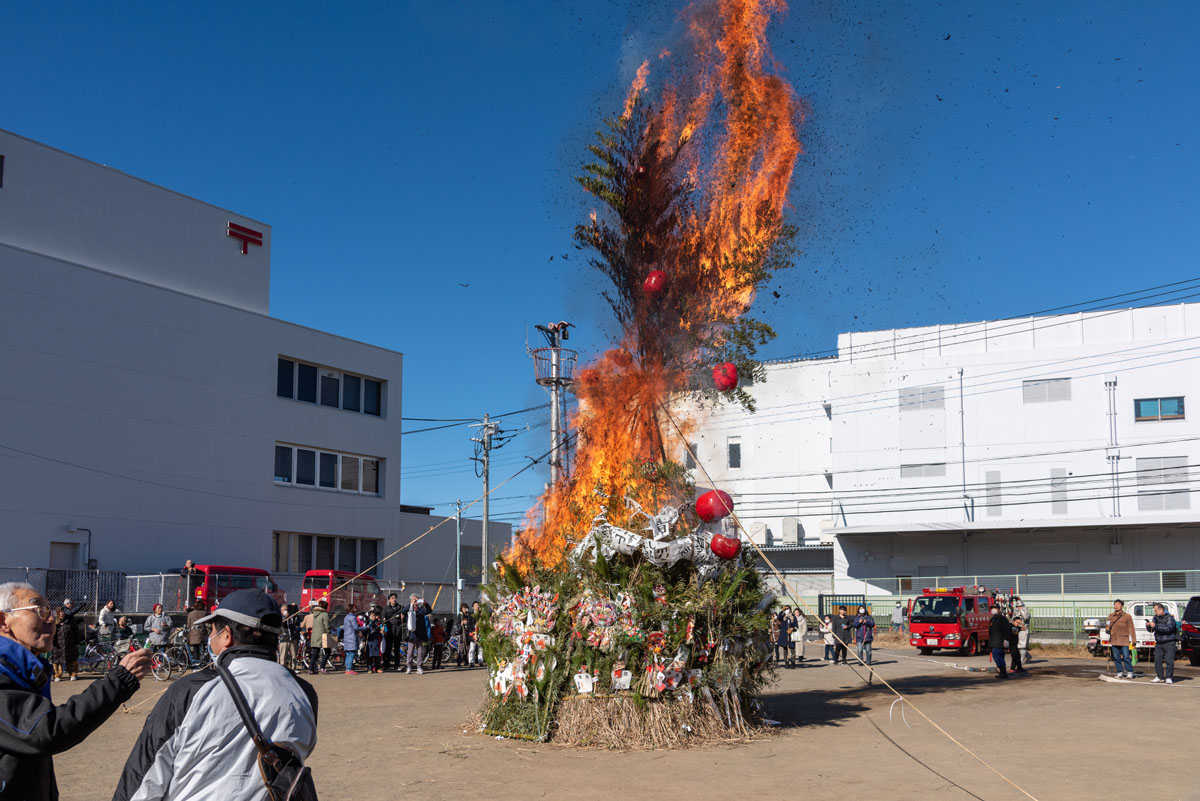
xmin=550 ymin=694 xmax=765 ymax=750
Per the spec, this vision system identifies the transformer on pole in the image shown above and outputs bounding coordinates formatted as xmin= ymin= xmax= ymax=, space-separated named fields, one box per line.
xmin=531 ymin=321 xmax=577 ymax=485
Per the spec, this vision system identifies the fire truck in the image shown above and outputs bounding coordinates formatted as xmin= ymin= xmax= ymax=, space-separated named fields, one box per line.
xmin=907 ymin=586 xmax=994 ymax=656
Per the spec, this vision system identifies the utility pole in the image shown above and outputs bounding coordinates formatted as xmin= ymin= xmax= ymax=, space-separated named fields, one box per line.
xmin=471 ymin=415 xmax=499 ymax=585
xmin=454 ymin=500 xmax=463 ymax=609
xmin=532 ymin=321 xmax=577 ymax=485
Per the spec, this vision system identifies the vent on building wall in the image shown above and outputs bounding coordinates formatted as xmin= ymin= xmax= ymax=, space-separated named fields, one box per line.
xmin=1136 ymin=456 xmax=1190 ymax=511
xmin=898 ymin=384 xmax=945 ymax=410
xmin=1163 ymin=571 xmax=1187 ymax=590
xmin=1022 ymin=378 xmax=1072 ymax=403
xmin=985 ymin=470 xmax=1002 ymax=516
xmin=900 ymin=463 xmax=947 ymax=478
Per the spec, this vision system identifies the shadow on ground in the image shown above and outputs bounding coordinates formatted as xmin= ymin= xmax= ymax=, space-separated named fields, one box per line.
xmin=763 ymin=669 xmax=992 ymax=729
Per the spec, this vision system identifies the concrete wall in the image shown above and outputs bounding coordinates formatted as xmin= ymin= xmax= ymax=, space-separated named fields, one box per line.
xmin=0 ymin=129 xmax=270 ymax=313
xmin=0 ymin=245 xmax=405 ymax=577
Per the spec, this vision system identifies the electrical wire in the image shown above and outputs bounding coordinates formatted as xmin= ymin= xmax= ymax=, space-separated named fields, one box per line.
xmin=705 ymin=333 xmax=1200 ymax=424
xmin=778 ymin=277 xmax=1200 ymax=362
xmin=694 ymin=346 xmax=1200 ymax=433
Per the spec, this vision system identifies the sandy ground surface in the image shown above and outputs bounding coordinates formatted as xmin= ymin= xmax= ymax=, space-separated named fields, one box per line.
xmin=53 ymin=648 xmax=1200 ymax=801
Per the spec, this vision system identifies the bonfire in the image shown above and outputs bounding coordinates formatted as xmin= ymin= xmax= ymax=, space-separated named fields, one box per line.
xmin=477 ymin=0 xmax=803 ymax=747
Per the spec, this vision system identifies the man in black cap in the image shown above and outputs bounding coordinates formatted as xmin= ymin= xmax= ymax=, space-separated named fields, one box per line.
xmin=112 ymin=590 xmax=318 ymax=801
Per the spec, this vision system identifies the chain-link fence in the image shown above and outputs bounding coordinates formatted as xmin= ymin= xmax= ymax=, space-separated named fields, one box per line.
xmin=0 ymin=567 xmax=125 ymax=613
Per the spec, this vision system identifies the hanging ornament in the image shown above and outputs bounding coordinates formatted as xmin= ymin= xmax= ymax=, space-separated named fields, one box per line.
xmin=634 ymin=164 xmax=647 ymax=179
xmin=709 ymin=532 xmax=742 ymax=560
xmin=695 ymin=489 xmax=734 ymax=522
xmin=712 ymin=362 xmax=738 ymax=391
xmin=643 ymin=269 xmax=667 ymax=295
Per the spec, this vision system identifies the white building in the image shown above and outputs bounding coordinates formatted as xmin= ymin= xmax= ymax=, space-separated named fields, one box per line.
xmin=0 ymin=130 xmax=506 ymax=604
xmin=689 ymin=303 xmax=1200 ymax=595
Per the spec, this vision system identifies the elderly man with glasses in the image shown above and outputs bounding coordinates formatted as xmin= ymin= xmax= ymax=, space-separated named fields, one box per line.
xmin=0 ymin=581 xmax=151 ymax=801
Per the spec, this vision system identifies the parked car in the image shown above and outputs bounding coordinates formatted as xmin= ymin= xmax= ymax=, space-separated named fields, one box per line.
xmin=1181 ymin=595 xmax=1200 ymax=666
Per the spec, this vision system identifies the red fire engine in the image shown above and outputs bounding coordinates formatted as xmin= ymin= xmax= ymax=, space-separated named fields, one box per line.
xmin=907 ymin=586 xmax=993 ymax=656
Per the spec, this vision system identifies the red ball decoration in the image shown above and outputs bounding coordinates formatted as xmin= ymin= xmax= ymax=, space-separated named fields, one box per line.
xmin=634 ymin=164 xmax=648 ymax=179
xmin=710 ymin=532 xmax=742 ymax=560
xmin=643 ymin=270 xmax=667 ymax=295
xmin=695 ymin=489 xmax=734 ymax=523
xmin=712 ymin=362 xmax=738 ymax=392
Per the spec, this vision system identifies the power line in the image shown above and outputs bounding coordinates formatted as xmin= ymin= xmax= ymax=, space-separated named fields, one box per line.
xmin=692 ymin=433 xmax=1200 ymax=483
xmin=778 ymin=277 xmax=1200 ymax=362
xmin=694 ymin=345 xmax=1200 ymax=433
xmin=727 ymin=467 xmax=1200 ymax=515
xmin=706 ymin=334 xmax=1200 ymax=424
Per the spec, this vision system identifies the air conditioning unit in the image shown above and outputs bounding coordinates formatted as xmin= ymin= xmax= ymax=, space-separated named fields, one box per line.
xmin=781 ymin=517 xmax=801 ymax=545
xmin=748 ymin=521 xmax=769 ymax=544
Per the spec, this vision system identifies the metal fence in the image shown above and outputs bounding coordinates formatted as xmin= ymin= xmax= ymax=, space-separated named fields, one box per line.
xmin=0 ymin=567 xmax=125 ymax=612
xmin=846 ymin=569 xmax=1200 ymax=599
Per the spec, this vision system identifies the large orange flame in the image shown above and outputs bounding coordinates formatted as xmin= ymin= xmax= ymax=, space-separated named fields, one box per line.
xmin=511 ymin=0 xmax=801 ymax=571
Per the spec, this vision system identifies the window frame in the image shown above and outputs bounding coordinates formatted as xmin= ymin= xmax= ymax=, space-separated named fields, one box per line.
xmin=274 ymin=531 xmax=384 ymax=575
xmin=276 ymin=356 xmax=385 ymax=418
xmin=1134 ymin=396 xmax=1185 ymax=422
xmin=274 ymin=443 xmax=383 ymax=496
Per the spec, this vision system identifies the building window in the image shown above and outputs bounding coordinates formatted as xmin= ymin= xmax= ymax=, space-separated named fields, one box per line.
xmin=315 ymin=536 xmax=335 ymax=569
xmin=1022 ymin=378 xmax=1071 ymax=403
xmin=727 ymin=438 xmax=741 ymax=469
xmin=898 ymin=384 xmax=944 ymax=411
xmin=684 ymin=443 xmax=697 ymax=470
xmin=297 ymin=534 xmax=313 ymax=572
xmin=1134 ymin=397 xmax=1184 ymax=422
xmin=296 ymin=449 xmax=316 ymax=486
xmin=338 ymin=538 xmax=356 ymax=572
xmin=360 ymin=539 xmax=378 ymax=572
xmin=364 ymin=380 xmax=382 ymax=416
xmin=277 ymin=357 xmax=385 ymax=417
xmin=277 ymin=358 xmax=294 ymax=399
xmin=274 ymin=446 xmax=293 ymax=483
xmin=363 ymin=459 xmax=380 ymax=494
xmin=319 ymin=452 xmax=337 ymax=488
xmin=984 ymin=470 xmax=1001 ymax=516
xmin=320 ymin=370 xmax=340 ymax=408
xmin=1050 ymin=468 xmax=1068 ymax=514
xmin=274 ymin=531 xmax=382 ymax=574
xmin=341 ymin=456 xmax=359 ymax=491
xmin=343 ymin=375 xmax=361 ymax=412
xmin=297 ymin=363 xmax=318 ymax=403
xmin=1136 ymin=456 xmax=1189 ymax=511
xmin=275 ymin=444 xmax=383 ymax=496
xmin=900 ymin=463 xmax=946 ymax=478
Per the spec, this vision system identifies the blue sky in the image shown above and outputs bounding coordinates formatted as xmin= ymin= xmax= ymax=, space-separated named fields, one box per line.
xmin=4 ymin=1 xmax=1197 ymax=526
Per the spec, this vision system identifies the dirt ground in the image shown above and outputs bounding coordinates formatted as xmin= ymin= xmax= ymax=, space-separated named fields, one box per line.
xmin=54 ymin=648 xmax=1200 ymax=801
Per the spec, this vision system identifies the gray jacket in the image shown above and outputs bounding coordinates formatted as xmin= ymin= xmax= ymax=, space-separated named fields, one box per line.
xmin=144 ymin=614 xmax=172 ymax=646
xmin=113 ymin=648 xmax=317 ymax=801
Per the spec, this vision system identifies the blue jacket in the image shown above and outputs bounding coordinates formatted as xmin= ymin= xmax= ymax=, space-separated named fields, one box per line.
xmin=1150 ymin=613 xmax=1178 ymax=644
xmin=852 ymin=613 xmax=876 ymax=643
xmin=342 ymin=615 xmax=366 ymax=652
